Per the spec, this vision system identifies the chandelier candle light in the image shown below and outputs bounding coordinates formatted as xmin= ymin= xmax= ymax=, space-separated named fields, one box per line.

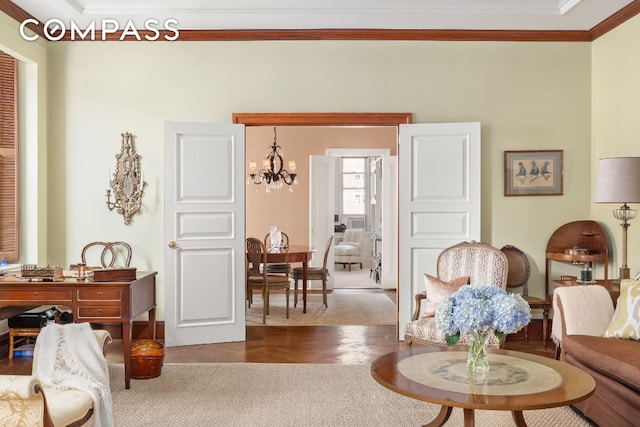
xmin=248 ymin=127 xmax=298 ymax=193
xmin=595 ymin=157 xmax=640 ymax=279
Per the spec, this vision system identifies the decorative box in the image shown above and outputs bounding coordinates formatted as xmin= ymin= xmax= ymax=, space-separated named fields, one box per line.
xmin=92 ymin=267 xmax=137 ymax=282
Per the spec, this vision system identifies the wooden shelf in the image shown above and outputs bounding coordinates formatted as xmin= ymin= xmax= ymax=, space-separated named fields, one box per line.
xmin=544 ymin=220 xmax=609 ymax=298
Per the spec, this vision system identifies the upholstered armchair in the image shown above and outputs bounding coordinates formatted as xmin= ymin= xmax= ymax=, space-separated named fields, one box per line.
xmin=334 ymin=229 xmax=364 ymax=271
xmin=0 ymin=328 xmax=111 ymax=427
xmin=403 ymin=241 xmax=509 ymax=347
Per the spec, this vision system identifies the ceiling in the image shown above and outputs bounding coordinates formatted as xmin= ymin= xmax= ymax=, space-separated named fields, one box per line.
xmin=9 ymin=0 xmax=637 ymax=31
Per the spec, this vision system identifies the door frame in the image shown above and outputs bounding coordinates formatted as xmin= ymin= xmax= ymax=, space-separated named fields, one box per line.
xmin=234 ymin=112 xmax=412 ymax=335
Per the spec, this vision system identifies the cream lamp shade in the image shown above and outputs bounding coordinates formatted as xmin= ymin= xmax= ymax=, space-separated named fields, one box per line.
xmin=594 ymin=157 xmax=640 ymax=204
xmin=594 ymin=157 xmax=640 ymax=279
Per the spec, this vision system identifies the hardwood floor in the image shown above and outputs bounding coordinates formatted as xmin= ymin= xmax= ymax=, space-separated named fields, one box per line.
xmin=0 ymin=324 xmax=555 ymax=376
xmin=0 ymin=289 xmax=555 ymax=374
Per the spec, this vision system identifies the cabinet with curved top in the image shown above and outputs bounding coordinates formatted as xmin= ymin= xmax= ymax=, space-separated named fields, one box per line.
xmin=545 ymin=220 xmax=609 ymax=298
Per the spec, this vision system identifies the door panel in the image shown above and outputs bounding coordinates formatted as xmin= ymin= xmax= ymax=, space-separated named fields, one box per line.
xmin=164 ymin=122 xmax=245 ymax=346
xmin=398 ymin=122 xmax=481 ymax=339
xmin=309 ymin=155 xmax=337 ymax=287
xmin=381 ymin=155 xmax=398 ymax=290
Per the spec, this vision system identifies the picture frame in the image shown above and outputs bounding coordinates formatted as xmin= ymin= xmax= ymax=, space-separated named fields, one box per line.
xmin=504 ymin=150 xmax=563 ymax=196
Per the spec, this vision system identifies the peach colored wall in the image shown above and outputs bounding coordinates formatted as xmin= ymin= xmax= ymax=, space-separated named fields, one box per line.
xmin=245 ymin=126 xmax=397 ymax=247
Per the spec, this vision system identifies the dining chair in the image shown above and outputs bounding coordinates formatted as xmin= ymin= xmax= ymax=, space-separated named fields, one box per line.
xmin=263 ymin=232 xmax=291 ymax=276
xmin=501 ymin=245 xmax=551 ymax=348
xmin=80 ymin=241 xmax=133 ymax=268
xmin=246 ymin=237 xmax=291 ymax=324
xmin=291 ymin=235 xmax=333 ymax=308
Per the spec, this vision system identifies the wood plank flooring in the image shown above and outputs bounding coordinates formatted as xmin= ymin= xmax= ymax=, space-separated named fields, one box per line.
xmin=0 ymin=324 xmax=555 ymax=376
xmin=0 ymin=289 xmax=555 ymax=375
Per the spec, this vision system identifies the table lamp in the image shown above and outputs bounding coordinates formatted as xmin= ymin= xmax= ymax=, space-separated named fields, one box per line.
xmin=595 ymin=157 xmax=640 ymax=279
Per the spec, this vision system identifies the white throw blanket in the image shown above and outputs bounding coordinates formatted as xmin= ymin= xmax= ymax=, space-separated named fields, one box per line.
xmin=34 ymin=323 xmax=113 ymax=427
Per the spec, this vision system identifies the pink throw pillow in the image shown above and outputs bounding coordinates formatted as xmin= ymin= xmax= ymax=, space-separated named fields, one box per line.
xmin=422 ymin=274 xmax=470 ymax=318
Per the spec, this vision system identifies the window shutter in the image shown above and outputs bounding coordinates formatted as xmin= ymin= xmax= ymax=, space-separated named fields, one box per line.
xmin=0 ymin=50 xmax=18 ymax=261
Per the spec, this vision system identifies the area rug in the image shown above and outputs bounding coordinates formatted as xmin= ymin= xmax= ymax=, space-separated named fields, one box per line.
xmin=104 ymin=363 xmax=590 ymax=426
xmin=245 ymin=291 xmax=397 ymax=326
xmin=333 ymin=267 xmax=379 ymax=289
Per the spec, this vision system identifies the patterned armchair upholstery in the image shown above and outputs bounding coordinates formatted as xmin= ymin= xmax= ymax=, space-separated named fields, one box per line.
xmin=0 ymin=329 xmax=111 ymax=427
xmin=404 ymin=241 xmax=509 ymax=347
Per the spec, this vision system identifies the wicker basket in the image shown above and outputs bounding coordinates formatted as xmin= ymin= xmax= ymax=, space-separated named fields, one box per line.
xmin=130 ymin=340 xmax=164 ymax=379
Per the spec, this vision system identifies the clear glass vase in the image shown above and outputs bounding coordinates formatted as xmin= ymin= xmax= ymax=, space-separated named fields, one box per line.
xmin=467 ymin=330 xmax=490 ymax=374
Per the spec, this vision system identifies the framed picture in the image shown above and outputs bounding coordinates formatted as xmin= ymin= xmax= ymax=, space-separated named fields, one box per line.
xmin=504 ymin=150 xmax=563 ymax=196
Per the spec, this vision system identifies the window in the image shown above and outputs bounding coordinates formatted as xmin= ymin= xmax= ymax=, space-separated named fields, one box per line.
xmin=341 ymin=157 xmax=365 ymax=216
xmin=0 ymin=50 xmax=19 ymax=261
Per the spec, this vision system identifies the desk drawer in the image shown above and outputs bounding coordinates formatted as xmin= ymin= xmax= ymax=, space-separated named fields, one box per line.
xmin=0 ymin=289 xmax=72 ymax=302
xmin=77 ymin=288 xmax=122 ymax=302
xmin=76 ymin=306 xmax=122 ymax=319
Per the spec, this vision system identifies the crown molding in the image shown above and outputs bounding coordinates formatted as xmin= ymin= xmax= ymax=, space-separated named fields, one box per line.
xmin=1 ymin=0 xmax=639 ymax=42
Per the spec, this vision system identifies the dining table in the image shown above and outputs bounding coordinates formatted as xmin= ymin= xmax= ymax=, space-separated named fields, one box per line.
xmin=265 ymin=245 xmax=315 ymax=313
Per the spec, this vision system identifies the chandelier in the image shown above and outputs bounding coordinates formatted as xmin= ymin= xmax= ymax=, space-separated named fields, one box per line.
xmin=247 ymin=127 xmax=298 ymax=193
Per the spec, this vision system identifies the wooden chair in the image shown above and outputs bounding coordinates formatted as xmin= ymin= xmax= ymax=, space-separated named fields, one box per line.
xmin=291 ymin=235 xmax=333 ymax=308
xmin=403 ymin=241 xmax=508 ymax=347
xmin=501 ymin=245 xmax=551 ymax=348
xmin=0 ymin=326 xmax=112 ymax=427
xmin=81 ymin=241 xmax=133 ymax=268
xmin=246 ymin=238 xmax=291 ymax=324
xmin=263 ymin=232 xmax=291 ymax=276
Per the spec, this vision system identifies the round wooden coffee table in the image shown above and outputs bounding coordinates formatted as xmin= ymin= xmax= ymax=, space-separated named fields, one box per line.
xmin=371 ymin=346 xmax=595 ymax=426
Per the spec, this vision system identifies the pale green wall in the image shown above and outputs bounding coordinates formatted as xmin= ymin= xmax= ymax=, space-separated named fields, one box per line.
xmin=592 ymin=14 xmax=640 ymax=279
xmin=3 ymin=10 xmax=606 ymax=320
xmin=43 ymin=40 xmax=592 ymax=317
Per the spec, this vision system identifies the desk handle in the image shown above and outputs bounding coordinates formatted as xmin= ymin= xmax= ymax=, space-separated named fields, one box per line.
xmin=97 ymin=292 xmax=102 ymax=297
xmin=33 ymin=292 xmax=38 ymax=296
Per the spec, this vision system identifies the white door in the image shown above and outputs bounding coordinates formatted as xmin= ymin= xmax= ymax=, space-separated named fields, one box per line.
xmin=398 ymin=122 xmax=481 ymax=340
xmin=381 ymin=155 xmax=398 ymax=290
xmin=309 ymin=155 xmax=337 ymax=288
xmin=164 ymin=121 xmax=246 ymax=347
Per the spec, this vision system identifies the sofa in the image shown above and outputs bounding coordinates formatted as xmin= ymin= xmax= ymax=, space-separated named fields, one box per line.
xmin=552 ymin=281 xmax=640 ymax=427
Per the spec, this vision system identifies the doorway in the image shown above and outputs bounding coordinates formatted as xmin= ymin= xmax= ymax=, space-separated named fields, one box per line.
xmin=238 ymin=113 xmax=410 ymax=327
xmin=325 ymin=149 xmax=390 ymax=290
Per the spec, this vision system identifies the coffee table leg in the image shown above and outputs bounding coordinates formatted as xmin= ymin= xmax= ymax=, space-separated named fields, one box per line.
xmin=424 ymin=405 xmax=452 ymax=427
xmin=511 ymin=411 xmax=527 ymax=427
xmin=463 ymin=408 xmax=475 ymax=427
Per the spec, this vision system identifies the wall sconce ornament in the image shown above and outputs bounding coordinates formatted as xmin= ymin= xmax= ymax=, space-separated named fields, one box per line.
xmin=106 ymin=132 xmax=145 ymax=225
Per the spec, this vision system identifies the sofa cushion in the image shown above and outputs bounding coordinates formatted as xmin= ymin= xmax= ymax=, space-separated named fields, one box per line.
xmin=422 ymin=274 xmax=469 ymax=318
xmin=563 ymin=334 xmax=640 ymax=393
xmin=604 ymin=279 xmax=640 ymax=340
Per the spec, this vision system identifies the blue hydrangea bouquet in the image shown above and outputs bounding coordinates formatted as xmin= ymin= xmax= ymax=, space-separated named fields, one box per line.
xmin=435 ymin=285 xmax=531 ymax=373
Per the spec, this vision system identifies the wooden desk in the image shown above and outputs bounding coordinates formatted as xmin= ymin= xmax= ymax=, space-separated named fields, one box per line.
xmin=266 ymin=246 xmax=314 ymax=313
xmin=0 ymin=271 xmax=157 ymax=389
xmin=371 ymin=346 xmax=595 ymax=426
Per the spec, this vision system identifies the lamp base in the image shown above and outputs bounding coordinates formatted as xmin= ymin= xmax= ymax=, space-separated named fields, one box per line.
xmin=619 ymin=267 xmax=631 ymax=280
